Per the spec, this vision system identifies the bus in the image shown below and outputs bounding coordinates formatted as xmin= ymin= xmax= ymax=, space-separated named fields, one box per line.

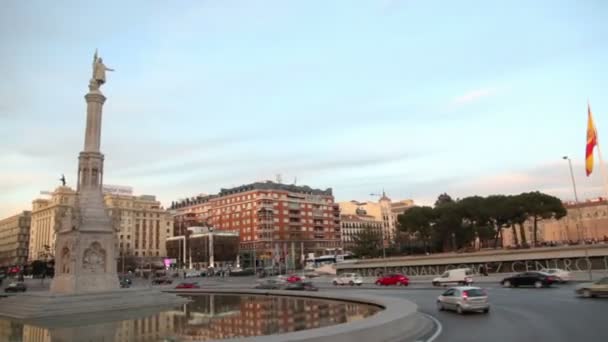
xmin=304 ymin=253 xmax=356 ymax=271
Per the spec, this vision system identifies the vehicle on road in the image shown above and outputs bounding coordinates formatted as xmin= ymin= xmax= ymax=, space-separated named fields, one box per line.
xmin=432 ymin=268 xmax=474 ymax=287
xmin=540 ymin=268 xmax=571 ymax=283
xmin=501 ymin=272 xmax=556 ymax=288
xmin=333 ymin=273 xmax=363 ymax=286
xmin=575 ymin=277 xmax=608 ymax=298
xmin=4 ymin=282 xmax=26 ymax=293
xmin=437 ymin=286 xmax=490 ymax=314
xmin=229 ymin=268 xmax=255 ymax=276
xmin=185 ymin=270 xmax=201 ymax=278
xmin=119 ymin=278 xmax=131 ymax=288
xmin=151 ymin=277 xmax=173 ymax=285
xmin=254 ymin=279 xmax=286 ymax=290
xmin=175 ymin=282 xmax=200 ymax=289
xmin=375 ymin=274 xmax=409 ymax=286
xmin=286 ymin=275 xmax=303 ymax=283
xmin=285 ymin=281 xmax=319 ymax=291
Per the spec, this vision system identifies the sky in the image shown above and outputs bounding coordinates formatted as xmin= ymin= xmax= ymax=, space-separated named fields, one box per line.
xmin=1 ymin=0 xmax=608 ymax=217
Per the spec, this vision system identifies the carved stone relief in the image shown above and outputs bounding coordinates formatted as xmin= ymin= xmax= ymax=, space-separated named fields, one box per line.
xmin=82 ymin=242 xmax=106 ymax=273
xmin=61 ymin=247 xmax=71 ymax=274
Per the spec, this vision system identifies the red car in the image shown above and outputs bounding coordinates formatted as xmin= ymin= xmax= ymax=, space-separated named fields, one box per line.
xmin=175 ymin=282 xmax=200 ymax=289
xmin=286 ymin=275 xmax=302 ymax=283
xmin=375 ymin=274 xmax=409 ymax=286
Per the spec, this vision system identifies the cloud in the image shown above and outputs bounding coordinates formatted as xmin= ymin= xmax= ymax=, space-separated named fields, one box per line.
xmin=452 ymin=87 xmax=496 ymax=106
xmin=406 ymin=160 xmax=606 ymax=206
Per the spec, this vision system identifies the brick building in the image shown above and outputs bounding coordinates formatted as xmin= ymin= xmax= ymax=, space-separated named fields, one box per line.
xmin=170 ymin=181 xmax=341 ymax=267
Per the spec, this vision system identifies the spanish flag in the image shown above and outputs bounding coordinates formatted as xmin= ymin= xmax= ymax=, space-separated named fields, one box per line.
xmin=586 ymin=103 xmax=598 ymax=176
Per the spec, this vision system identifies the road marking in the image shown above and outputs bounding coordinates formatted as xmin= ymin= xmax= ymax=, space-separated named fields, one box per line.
xmin=418 ymin=312 xmax=442 ymax=342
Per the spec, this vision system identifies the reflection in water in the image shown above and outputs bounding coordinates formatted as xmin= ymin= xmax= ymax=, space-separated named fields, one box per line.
xmin=0 ymin=294 xmax=380 ymax=342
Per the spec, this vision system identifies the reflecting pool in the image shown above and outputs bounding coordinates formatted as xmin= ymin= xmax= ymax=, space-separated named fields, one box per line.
xmin=0 ymin=294 xmax=381 ymax=341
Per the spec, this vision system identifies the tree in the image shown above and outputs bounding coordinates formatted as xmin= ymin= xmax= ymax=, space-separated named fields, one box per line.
xmin=519 ymin=192 xmax=567 ymax=246
xmin=483 ymin=195 xmax=511 ymax=248
xmin=351 ymin=229 xmax=383 ymax=258
xmin=397 ymin=206 xmax=435 ymax=253
xmin=435 ymin=193 xmax=454 ymax=207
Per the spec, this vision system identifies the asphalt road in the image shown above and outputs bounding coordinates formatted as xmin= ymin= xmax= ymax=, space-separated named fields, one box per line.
xmin=5 ymin=276 xmax=608 ymax=342
xmin=351 ymin=283 xmax=608 ymax=342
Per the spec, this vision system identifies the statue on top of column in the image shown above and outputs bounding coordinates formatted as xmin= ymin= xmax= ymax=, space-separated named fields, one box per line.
xmin=89 ymin=49 xmax=114 ymax=91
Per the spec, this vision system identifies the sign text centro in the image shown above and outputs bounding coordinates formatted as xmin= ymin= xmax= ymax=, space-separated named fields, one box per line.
xmin=102 ymin=185 xmax=133 ymax=196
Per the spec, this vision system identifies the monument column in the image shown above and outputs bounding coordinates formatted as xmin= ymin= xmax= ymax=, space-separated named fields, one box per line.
xmin=50 ymin=51 xmax=118 ymax=294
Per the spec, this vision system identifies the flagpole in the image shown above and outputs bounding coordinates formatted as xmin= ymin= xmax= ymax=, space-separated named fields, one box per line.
xmin=590 ymin=100 xmax=608 ymax=205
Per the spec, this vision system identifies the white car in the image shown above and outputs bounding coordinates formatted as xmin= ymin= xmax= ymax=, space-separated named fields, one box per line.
xmin=540 ymin=268 xmax=571 ymax=283
xmin=437 ymin=286 xmax=490 ymax=314
xmin=185 ymin=270 xmax=201 ymax=278
xmin=333 ymin=273 xmax=363 ymax=286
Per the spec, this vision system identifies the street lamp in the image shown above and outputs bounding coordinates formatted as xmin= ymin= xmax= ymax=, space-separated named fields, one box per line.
xmin=562 ymin=156 xmax=592 ymax=280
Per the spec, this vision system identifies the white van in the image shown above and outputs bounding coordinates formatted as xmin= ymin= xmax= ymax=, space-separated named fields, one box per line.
xmin=432 ymin=268 xmax=474 ymax=286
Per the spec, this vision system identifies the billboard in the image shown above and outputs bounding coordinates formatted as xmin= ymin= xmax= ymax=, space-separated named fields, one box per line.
xmin=102 ymin=184 xmax=133 ymax=196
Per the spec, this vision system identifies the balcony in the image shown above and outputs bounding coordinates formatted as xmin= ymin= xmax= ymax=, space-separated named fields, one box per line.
xmin=312 ymin=210 xmax=324 ymax=218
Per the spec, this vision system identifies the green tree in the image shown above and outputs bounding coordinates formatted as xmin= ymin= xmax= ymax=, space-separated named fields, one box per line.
xmin=351 ymin=229 xmax=383 ymax=258
xmin=519 ymin=191 xmax=567 ymax=246
xmin=397 ymin=206 xmax=435 ymax=253
xmin=483 ymin=195 xmax=512 ymax=248
xmin=435 ymin=193 xmax=454 ymax=207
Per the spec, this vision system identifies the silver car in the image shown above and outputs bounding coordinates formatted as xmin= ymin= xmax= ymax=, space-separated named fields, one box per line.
xmin=437 ymin=286 xmax=490 ymax=314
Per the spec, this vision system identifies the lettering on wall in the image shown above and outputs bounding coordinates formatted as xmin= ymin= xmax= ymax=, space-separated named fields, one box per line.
xmin=347 ymin=256 xmax=608 ymax=276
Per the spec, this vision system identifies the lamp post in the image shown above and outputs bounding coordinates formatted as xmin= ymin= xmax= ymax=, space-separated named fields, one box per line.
xmin=563 ymin=156 xmax=592 ymax=280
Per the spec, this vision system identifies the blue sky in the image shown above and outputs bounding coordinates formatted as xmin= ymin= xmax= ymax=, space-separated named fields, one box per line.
xmin=2 ymin=0 xmax=608 ymax=217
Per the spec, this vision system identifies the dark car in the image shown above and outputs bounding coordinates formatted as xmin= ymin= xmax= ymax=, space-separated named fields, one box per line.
xmin=285 ymin=281 xmax=319 ymax=292
xmin=501 ymin=272 xmax=557 ymax=288
xmin=254 ymin=279 xmax=286 ymax=290
xmin=152 ymin=277 xmax=173 ymax=285
xmin=119 ymin=278 xmax=131 ymax=288
xmin=4 ymin=282 xmax=27 ymax=293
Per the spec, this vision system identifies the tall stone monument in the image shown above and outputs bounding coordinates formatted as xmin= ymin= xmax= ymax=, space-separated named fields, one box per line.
xmin=0 ymin=52 xmax=186 ymax=323
xmin=50 ymin=51 xmax=119 ymax=293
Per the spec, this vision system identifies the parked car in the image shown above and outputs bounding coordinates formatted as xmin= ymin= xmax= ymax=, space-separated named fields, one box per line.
xmin=152 ymin=277 xmax=173 ymax=285
xmin=175 ymin=282 xmax=200 ymax=289
xmin=4 ymin=282 xmax=26 ymax=293
xmin=254 ymin=279 xmax=286 ymax=290
xmin=333 ymin=273 xmax=363 ymax=286
xmin=286 ymin=275 xmax=303 ymax=283
xmin=432 ymin=268 xmax=474 ymax=286
xmin=185 ymin=270 xmax=201 ymax=278
xmin=575 ymin=277 xmax=608 ymax=298
xmin=375 ymin=274 xmax=409 ymax=286
xmin=286 ymin=281 xmax=319 ymax=291
xmin=501 ymin=272 xmax=556 ymax=288
xmin=437 ymin=286 xmax=490 ymax=314
xmin=540 ymin=268 xmax=571 ymax=283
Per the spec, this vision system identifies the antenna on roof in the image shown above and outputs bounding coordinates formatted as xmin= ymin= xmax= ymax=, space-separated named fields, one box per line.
xmin=276 ymin=174 xmax=282 ymax=184
xmin=293 ymin=176 xmax=297 ymax=185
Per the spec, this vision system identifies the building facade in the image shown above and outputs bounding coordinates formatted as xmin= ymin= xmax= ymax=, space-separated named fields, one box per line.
xmin=170 ymin=181 xmax=341 ymax=266
xmin=166 ymin=226 xmax=239 ymax=269
xmin=340 ymin=213 xmax=383 ymax=251
xmin=28 ymin=186 xmax=173 ymax=265
xmin=29 ymin=186 xmax=77 ymax=262
xmin=105 ymin=193 xmax=173 ymax=261
xmin=0 ymin=211 xmax=31 ymax=268
xmin=502 ymin=198 xmax=608 ymax=247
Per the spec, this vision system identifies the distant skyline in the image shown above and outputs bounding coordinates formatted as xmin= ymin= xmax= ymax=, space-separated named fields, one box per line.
xmin=2 ymin=0 xmax=608 ymax=217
